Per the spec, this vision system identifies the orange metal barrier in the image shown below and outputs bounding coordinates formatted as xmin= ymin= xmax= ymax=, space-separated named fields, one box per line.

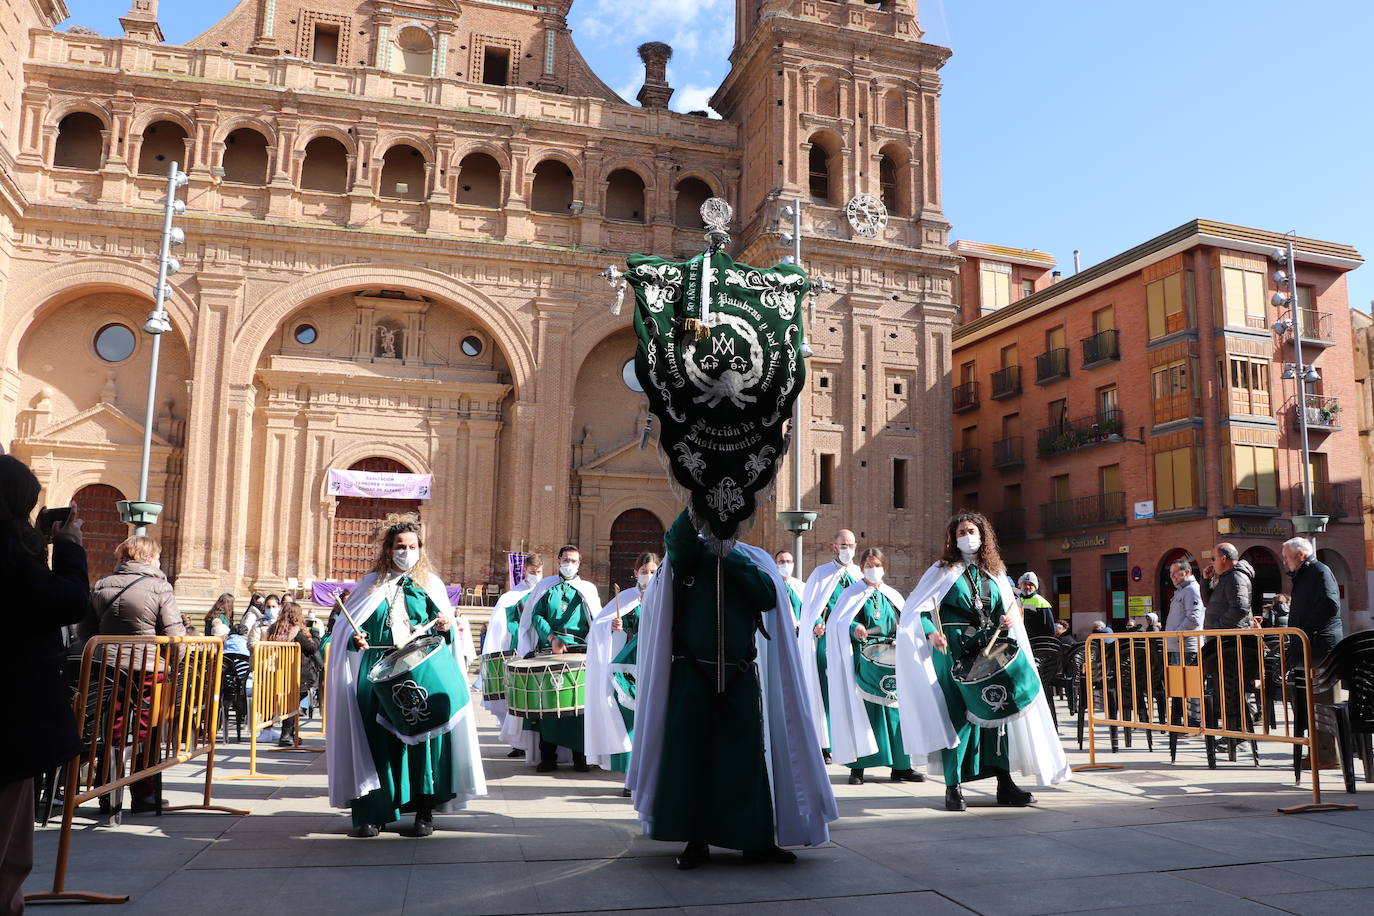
xmin=224 ymin=640 xmax=320 ymax=781
xmin=26 ymin=636 xmax=248 ymax=906
xmin=1078 ymin=628 xmax=1358 ymax=815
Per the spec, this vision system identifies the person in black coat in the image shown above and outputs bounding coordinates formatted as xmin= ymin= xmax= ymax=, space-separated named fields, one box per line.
xmin=1281 ymin=537 xmax=1343 ymax=665
xmin=0 ymin=455 xmax=89 ymax=914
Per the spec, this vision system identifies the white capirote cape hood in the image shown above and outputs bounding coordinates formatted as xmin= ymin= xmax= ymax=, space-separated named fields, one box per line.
xmin=497 ymin=574 xmax=608 ymax=762
xmin=583 ymin=587 xmax=643 ymax=761
xmin=826 ymin=579 xmax=927 ymax=767
xmin=324 ymin=571 xmax=487 ymax=811
xmin=896 ymin=561 xmax=1071 ymax=786
xmin=626 ymin=543 xmax=839 ymax=848
xmin=476 ymin=580 xmax=534 ymax=719
xmin=796 ymin=559 xmax=862 ymax=737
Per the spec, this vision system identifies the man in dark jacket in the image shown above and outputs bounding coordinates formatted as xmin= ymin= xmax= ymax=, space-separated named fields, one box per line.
xmin=1282 ymin=537 xmax=1343 ymax=665
xmin=0 ymin=455 xmax=89 ymax=915
xmin=1200 ymin=543 xmax=1258 ymax=732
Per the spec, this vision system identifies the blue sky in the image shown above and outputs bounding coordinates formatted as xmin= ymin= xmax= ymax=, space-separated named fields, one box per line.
xmin=63 ymin=0 xmax=1372 ymax=311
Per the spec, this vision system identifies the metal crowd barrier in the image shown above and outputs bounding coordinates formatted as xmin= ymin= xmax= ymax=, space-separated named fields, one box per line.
xmin=1077 ymin=628 xmax=1358 ymax=814
xmin=224 ymin=640 xmax=320 ymax=781
xmin=27 ymin=636 xmax=248 ymax=906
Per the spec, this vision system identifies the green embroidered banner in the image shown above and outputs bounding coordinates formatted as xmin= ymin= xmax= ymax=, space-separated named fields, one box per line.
xmin=627 ymin=250 xmax=809 ymax=541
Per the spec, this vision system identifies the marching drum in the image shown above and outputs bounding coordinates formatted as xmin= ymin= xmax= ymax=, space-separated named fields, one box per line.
xmin=367 ymin=635 xmax=468 ymax=741
xmin=481 ymin=650 xmax=514 ymax=701
xmin=506 ymin=653 xmax=588 ymax=720
xmin=951 ymin=635 xmax=1042 ymax=727
xmin=855 ymin=638 xmax=899 ymax=706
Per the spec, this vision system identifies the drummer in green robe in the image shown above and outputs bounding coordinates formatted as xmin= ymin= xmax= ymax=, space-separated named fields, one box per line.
xmin=605 ymin=552 xmax=658 ymax=780
xmin=531 ymin=545 xmax=595 ymax=772
xmin=921 ymin=513 xmax=1037 ymax=812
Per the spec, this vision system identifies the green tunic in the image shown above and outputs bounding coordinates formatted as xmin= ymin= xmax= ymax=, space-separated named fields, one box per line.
xmin=504 ymin=597 xmax=526 ymax=652
xmin=816 ymin=571 xmax=854 ymax=749
xmin=922 ymin=567 xmax=1012 ymax=786
xmin=347 ymin=578 xmax=456 ymax=828
xmin=608 ymin=607 xmax=640 ymax=774
xmin=530 ymin=580 xmax=593 ymax=751
xmin=785 ymin=584 xmax=802 ymax=627
xmin=651 ymin=511 xmax=777 ymax=851
xmin=848 ymin=590 xmax=910 ymax=771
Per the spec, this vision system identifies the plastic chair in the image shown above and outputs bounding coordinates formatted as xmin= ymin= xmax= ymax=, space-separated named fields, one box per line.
xmin=220 ymin=654 xmax=252 ymax=743
xmin=1312 ymin=631 xmax=1374 ymax=793
xmin=1030 ymin=636 xmax=1064 ymax=726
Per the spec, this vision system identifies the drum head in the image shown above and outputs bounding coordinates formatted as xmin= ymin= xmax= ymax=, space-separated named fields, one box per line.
xmin=367 ymin=635 xmax=446 ymax=684
xmin=483 ymin=649 xmax=515 ymax=660
xmin=953 ymin=638 xmax=1019 ymax=684
xmin=860 ymin=640 xmax=897 ymax=666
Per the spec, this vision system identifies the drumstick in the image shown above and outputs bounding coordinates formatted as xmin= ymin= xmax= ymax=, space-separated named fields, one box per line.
xmin=334 ymin=596 xmax=401 ymax=650
xmin=983 ymin=623 xmax=1006 ymax=658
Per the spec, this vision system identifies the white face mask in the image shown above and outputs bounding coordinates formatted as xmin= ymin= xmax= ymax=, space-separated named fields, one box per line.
xmin=525 ymin=572 xmax=542 ymax=586
xmin=836 ymin=547 xmax=856 ymax=565
xmin=559 ymin=562 xmax=579 ymax=580
xmin=777 ymin=561 xmax=794 ymax=579
xmin=393 ymin=547 xmax=419 ymax=571
xmin=956 ymin=532 xmax=981 ymax=555
xmin=636 ymin=572 xmax=654 ymax=589
xmin=863 ymin=566 xmax=884 ymax=585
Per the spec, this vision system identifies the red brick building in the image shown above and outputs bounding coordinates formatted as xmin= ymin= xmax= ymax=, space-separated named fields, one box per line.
xmin=951 ymin=220 xmax=1367 ymax=637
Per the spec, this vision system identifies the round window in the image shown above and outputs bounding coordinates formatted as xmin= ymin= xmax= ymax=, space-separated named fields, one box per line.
xmin=461 ymin=335 xmax=484 ymax=358
xmin=294 ymin=324 xmax=318 ymax=345
xmin=622 ymin=358 xmax=644 ymax=393
xmin=94 ymin=323 xmax=136 ymax=362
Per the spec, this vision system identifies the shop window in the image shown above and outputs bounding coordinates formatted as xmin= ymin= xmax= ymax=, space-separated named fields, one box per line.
xmin=53 ymin=112 xmax=104 ymax=170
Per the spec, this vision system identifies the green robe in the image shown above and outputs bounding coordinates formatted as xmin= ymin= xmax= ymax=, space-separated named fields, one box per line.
xmin=848 ymin=590 xmax=910 ymax=771
xmin=530 ymin=580 xmax=592 ymax=751
xmin=608 ymin=606 xmax=640 ymax=774
xmin=785 ymin=584 xmax=802 ymax=627
xmin=504 ymin=597 xmax=526 ymax=652
xmin=651 ymin=511 xmax=777 ymax=851
xmin=816 ymin=571 xmax=854 ymax=749
xmin=922 ymin=567 xmax=1012 ymax=786
xmin=347 ymin=578 xmax=456 ymax=827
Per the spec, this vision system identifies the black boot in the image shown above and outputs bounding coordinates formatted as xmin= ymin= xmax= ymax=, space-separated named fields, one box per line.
xmin=537 ymin=741 xmax=558 ymax=772
xmin=848 ymin=768 xmax=865 ymax=785
xmin=742 ymin=845 xmax=798 ymax=864
xmin=572 ymin=751 xmax=590 ymax=773
xmin=506 ymin=748 xmax=526 ymax=758
xmin=349 ymin=824 xmax=380 ymax=838
xmin=891 ymin=768 xmax=925 ymax=782
xmin=403 ymin=802 xmax=434 ymax=838
xmin=994 ymin=769 xmax=1035 ymax=807
xmin=944 ymin=784 xmax=966 ymax=811
xmin=676 ymin=841 xmax=710 ymax=870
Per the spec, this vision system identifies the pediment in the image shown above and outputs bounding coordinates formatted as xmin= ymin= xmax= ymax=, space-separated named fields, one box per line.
xmin=26 ymin=403 xmax=171 ymax=449
xmin=578 ymin=436 xmax=667 ymax=475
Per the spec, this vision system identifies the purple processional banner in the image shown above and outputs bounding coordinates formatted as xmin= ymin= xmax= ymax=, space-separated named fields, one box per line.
xmin=327 ymin=469 xmax=432 ymax=500
xmin=311 ymin=579 xmax=462 ymax=609
xmin=507 ymin=553 xmax=529 ymax=589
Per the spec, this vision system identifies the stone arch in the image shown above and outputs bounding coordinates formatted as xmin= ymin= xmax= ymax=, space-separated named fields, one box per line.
xmin=300 ymin=136 xmax=350 ymax=192
xmin=51 ymin=472 xmax=139 ymax=514
xmin=317 ymin=442 xmax=432 ymax=501
xmin=130 ymin=107 xmax=195 ymax=137
xmin=1240 ymin=545 xmax=1283 ymax=603
xmin=221 ymin=127 xmax=270 ymax=185
xmin=214 ymin=116 xmax=278 ymax=148
xmin=604 ymin=166 xmax=649 ymax=223
xmin=877 ymin=141 xmax=914 ymax=217
xmin=47 ymin=101 xmax=111 ymax=129
xmin=606 ymin=505 xmax=670 ymax=588
xmin=452 ymin=140 xmax=511 ymax=173
xmin=570 ymin=313 xmax=636 ymax=376
xmin=1156 ymin=546 xmax=1197 ymax=609
xmin=2 ymin=258 xmax=197 ymax=368
xmin=529 ymin=156 xmax=579 ymax=213
xmin=1316 ymin=547 xmax=1353 ymax=622
xmin=229 ymin=263 xmax=535 ymax=396
xmin=673 ymin=175 xmax=714 ymax=229
xmin=52 ymin=110 xmax=106 ymax=170
xmin=807 ymin=130 xmax=844 ymax=205
xmin=298 ymin=125 xmax=356 ymax=155
xmin=137 ymin=119 xmax=190 ymax=176
xmin=378 ymin=143 xmax=428 ymax=200
xmin=454 ymin=151 xmax=503 ymax=208
xmin=375 ymin=133 xmax=436 ymax=163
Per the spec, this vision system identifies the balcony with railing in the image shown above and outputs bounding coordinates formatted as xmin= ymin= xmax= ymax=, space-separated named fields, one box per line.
xmin=1296 ymin=309 xmax=1336 ymax=346
xmin=1041 ymin=491 xmax=1126 ymax=533
xmin=1294 ymin=481 xmax=1350 ymax=520
xmin=1037 ymin=408 xmax=1124 ymax=458
xmin=994 ymin=508 xmax=1026 ymax=541
xmin=952 ymin=448 xmax=980 ymax=480
xmin=990 ymin=365 xmax=1022 ymax=399
xmin=1035 ymin=348 xmax=1070 ymax=383
xmin=992 ymin=436 xmax=1024 ymax=468
xmin=1081 ymin=329 xmax=1121 ymax=367
xmin=1287 ymin=394 xmax=1342 ymax=433
xmin=952 ymin=381 xmax=980 ymax=413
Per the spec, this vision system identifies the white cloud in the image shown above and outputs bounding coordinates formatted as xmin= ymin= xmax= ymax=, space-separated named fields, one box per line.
xmin=671 ymin=85 xmax=720 ymax=117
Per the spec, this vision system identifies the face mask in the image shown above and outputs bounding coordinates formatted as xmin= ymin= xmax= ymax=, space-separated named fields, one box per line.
xmin=863 ymin=566 xmax=884 ymax=585
xmin=559 ymin=562 xmax=578 ymax=579
xmin=956 ymin=532 xmax=981 ymax=555
xmin=525 ymin=573 xmax=542 ymax=586
xmin=393 ymin=548 xmax=419 ymax=571
xmin=836 ymin=547 xmax=855 ymax=565
xmin=636 ymin=572 xmax=654 ymax=589
xmin=777 ymin=561 xmax=794 ymax=578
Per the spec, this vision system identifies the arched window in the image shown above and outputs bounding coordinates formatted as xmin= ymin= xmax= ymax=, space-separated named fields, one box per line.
xmin=395 ymin=26 xmax=434 ymax=77
xmin=674 ymin=177 xmax=713 ymax=229
xmin=455 ymin=152 xmax=502 ymax=208
xmin=530 ymin=159 xmax=575 ymax=213
xmin=878 ymin=144 xmax=910 ymax=217
xmin=883 ymin=89 xmax=907 ymax=129
xmin=301 ymin=136 xmax=349 ymax=193
xmin=137 ymin=120 xmax=188 ymax=176
xmin=605 ymin=168 xmax=646 ymax=222
xmin=814 ymin=78 xmax=840 ymax=117
xmin=222 ymin=127 xmax=269 ymax=185
xmin=807 ymin=133 xmax=839 ymax=205
xmin=380 ymin=145 xmax=426 ymax=201
xmin=53 ymin=112 xmax=104 ymax=170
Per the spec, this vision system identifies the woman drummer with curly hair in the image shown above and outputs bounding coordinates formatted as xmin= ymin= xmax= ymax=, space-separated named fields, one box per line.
xmin=324 ymin=515 xmax=485 ymax=837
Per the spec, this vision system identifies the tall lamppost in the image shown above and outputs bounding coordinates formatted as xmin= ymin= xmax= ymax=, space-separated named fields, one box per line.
xmin=119 ymin=161 xmax=189 ymax=536
xmin=778 ymin=199 xmax=819 ymax=576
xmin=1270 ymin=240 xmax=1326 ymax=541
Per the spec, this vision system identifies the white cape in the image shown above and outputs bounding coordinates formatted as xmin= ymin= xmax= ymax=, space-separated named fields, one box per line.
xmin=584 ymin=588 xmax=642 ymax=761
xmin=324 ymin=571 xmax=487 ymax=811
xmin=896 ymin=561 xmax=1071 ymax=786
xmin=826 ymin=579 xmax=914 ymax=767
xmin=797 ymin=560 xmax=862 ymax=738
xmin=477 ymin=581 xmax=534 ymax=719
xmin=627 ymin=544 xmax=838 ymax=848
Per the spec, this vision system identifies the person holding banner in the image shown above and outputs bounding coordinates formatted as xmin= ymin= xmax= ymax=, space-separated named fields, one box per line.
xmin=586 ymin=552 xmax=659 ymax=785
xmin=896 ymin=512 xmax=1069 ymax=812
xmin=480 ymin=553 xmax=543 ymax=758
xmin=827 ymin=548 xmax=925 ymax=785
xmin=798 ymin=531 xmax=861 ymax=763
xmin=325 ymin=515 xmax=485 ymax=838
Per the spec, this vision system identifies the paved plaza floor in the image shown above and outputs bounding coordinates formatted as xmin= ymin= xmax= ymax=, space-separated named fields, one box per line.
xmin=24 ymin=700 xmax=1374 ymax=915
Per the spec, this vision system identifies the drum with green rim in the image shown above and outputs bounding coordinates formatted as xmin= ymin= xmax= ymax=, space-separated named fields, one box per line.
xmin=367 ymin=635 xmax=468 ymax=743
xmin=506 ymin=653 xmax=587 ymax=719
xmin=481 ymin=650 xmax=514 ymax=701
xmin=855 ymin=638 xmax=898 ymax=707
xmin=951 ymin=636 xmax=1041 ymax=727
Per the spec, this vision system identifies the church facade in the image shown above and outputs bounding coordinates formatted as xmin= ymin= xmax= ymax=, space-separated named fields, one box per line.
xmin=0 ymin=0 xmax=957 ymax=606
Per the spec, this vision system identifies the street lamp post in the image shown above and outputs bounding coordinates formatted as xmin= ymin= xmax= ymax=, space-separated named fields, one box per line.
xmin=779 ymin=199 xmax=818 ymax=575
xmin=1271 ymin=240 xmax=1326 ymax=540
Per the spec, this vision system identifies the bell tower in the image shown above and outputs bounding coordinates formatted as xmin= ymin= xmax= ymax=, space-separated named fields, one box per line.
xmin=714 ymin=0 xmax=958 ymax=571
